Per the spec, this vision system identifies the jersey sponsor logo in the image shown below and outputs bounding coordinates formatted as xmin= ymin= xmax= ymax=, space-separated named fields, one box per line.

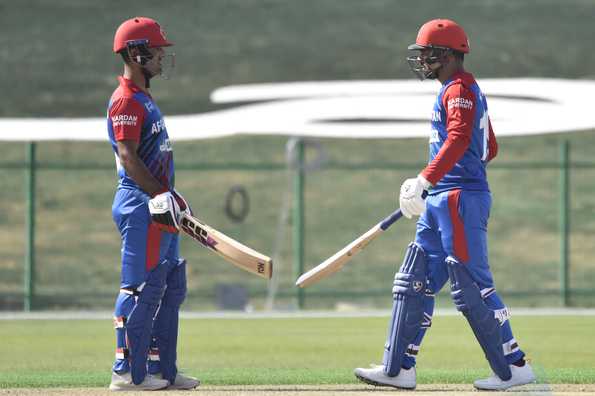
xmin=151 ymin=119 xmax=166 ymax=134
xmin=111 ymin=114 xmax=138 ymax=127
xmin=447 ymin=97 xmax=474 ymax=110
xmin=160 ymin=138 xmax=173 ymax=152
xmin=431 ymin=110 xmax=442 ymax=122
xmin=144 ymin=101 xmax=154 ymax=113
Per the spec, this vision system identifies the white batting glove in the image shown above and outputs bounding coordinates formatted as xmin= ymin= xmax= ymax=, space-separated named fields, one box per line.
xmin=399 ymin=175 xmax=431 ymax=219
xmin=148 ymin=191 xmax=181 ymax=233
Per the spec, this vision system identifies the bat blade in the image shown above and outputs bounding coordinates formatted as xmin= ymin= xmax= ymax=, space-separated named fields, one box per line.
xmin=295 ymin=224 xmax=383 ymax=288
xmin=295 ymin=206 xmax=409 ymax=288
xmin=180 ymin=214 xmax=272 ymax=279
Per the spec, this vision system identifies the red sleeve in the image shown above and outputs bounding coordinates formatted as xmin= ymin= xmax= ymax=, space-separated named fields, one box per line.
xmin=487 ymin=118 xmax=498 ymax=162
xmin=420 ymin=83 xmax=475 ymax=186
xmin=109 ymin=98 xmax=144 ymax=142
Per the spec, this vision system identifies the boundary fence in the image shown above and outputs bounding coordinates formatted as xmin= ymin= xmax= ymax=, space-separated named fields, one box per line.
xmin=3 ymin=139 xmax=591 ymax=310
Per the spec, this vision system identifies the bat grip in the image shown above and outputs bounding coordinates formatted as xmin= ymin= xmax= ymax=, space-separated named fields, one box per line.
xmin=379 ymin=190 xmax=429 ymax=231
xmin=379 ymin=209 xmax=403 ymax=230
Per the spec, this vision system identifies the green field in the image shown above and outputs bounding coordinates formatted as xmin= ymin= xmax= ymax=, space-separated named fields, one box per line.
xmin=0 ymin=315 xmax=594 ymax=388
xmin=1 ymin=0 xmax=595 ymax=311
xmin=2 ymin=131 xmax=595 ymax=310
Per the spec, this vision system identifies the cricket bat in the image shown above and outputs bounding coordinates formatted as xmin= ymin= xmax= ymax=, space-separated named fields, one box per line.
xmin=180 ymin=213 xmax=272 ymax=279
xmin=295 ymin=191 xmax=426 ymax=288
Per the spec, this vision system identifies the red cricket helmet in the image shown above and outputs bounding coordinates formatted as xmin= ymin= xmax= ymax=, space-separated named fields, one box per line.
xmin=408 ymin=19 xmax=470 ymax=54
xmin=113 ymin=17 xmax=173 ymax=53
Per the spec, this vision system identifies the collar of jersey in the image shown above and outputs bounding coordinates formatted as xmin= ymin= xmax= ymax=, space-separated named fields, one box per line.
xmin=442 ymin=70 xmax=474 ymax=87
xmin=118 ymin=76 xmax=147 ymax=95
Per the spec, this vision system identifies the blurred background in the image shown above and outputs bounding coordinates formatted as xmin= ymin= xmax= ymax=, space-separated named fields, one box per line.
xmin=1 ymin=0 xmax=594 ymax=311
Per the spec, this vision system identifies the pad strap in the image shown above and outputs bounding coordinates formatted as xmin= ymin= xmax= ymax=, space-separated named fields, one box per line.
xmin=120 ymin=287 xmax=141 ymax=296
xmin=115 ymin=347 xmax=129 ymax=360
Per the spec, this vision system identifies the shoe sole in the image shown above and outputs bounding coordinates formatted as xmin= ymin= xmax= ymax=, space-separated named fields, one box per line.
xmin=473 ymin=378 xmax=537 ymax=391
xmin=109 ymin=384 xmax=169 ymax=391
xmin=354 ymin=372 xmax=415 ymax=390
xmin=167 ymin=384 xmax=200 ymax=390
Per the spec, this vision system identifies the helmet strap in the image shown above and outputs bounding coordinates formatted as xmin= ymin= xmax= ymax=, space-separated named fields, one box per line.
xmin=142 ymin=68 xmax=152 ymax=88
xmin=126 ymin=43 xmax=159 ymax=86
xmin=127 ymin=43 xmax=154 ymax=66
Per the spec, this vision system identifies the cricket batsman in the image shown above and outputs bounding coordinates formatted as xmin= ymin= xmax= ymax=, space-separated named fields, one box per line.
xmin=354 ymin=19 xmax=536 ymax=390
xmin=107 ymin=17 xmax=199 ymax=391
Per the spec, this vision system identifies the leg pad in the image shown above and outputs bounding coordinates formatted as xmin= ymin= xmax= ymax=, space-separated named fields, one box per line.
xmin=447 ymin=257 xmax=512 ymax=381
xmin=150 ymin=260 xmax=187 ymax=384
xmin=382 ymin=242 xmax=427 ymax=376
xmin=126 ymin=262 xmax=168 ymax=385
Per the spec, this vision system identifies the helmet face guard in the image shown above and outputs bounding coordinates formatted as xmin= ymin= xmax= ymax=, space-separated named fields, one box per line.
xmin=125 ymin=40 xmax=176 ymax=80
xmin=406 ymin=46 xmax=451 ymax=81
xmin=158 ymin=52 xmax=175 ymax=80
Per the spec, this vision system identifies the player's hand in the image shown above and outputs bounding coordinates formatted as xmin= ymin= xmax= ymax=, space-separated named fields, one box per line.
xmin=172 ymin=188 xmax=192 ymax=218
xmin=148 ymin=191 xmax=181 ymax=233
xmin=399 ymin=175 xmax=431 ymax=219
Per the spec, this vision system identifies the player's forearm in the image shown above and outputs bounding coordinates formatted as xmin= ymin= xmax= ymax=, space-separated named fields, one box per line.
xmin=119 ymin=154 xmax=165 ymax=196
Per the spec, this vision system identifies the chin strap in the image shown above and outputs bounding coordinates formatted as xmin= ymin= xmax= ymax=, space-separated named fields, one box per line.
xmin=142 ymin=69 xmax=152 ymax=88
xmin=127 ymin=42 xmax=156 ymax=87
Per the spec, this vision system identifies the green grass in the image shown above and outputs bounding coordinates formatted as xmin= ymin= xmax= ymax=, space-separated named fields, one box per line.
xmin=1 ymin=1 xmax=595 ymax=309
xmin=0 ymin=315 xmax=593 ymax=388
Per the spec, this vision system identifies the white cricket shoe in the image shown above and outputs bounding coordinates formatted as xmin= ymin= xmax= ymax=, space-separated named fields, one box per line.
xmin=109 ymin=371 xmax=169 ymax=391
xmin=153 ymin=372 xmax=200 ymax=390
xmin=474 ymin=362 xmax=536 ymax=390
xmin=354 ymin=364 xmax=416 ymax=389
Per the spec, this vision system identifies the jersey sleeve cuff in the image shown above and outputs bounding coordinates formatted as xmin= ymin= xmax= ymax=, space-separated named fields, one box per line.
xmin=417 ymin=174 xmax=433 ymax=189
xmin=419 ymin=169 xmax=438 ymax=187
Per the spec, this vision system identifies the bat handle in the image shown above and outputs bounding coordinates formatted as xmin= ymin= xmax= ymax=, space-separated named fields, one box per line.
xmin=379 ymin=209 xmax=403 ymax=230
xmin=380 ymin=190 xmax=429 ymax=231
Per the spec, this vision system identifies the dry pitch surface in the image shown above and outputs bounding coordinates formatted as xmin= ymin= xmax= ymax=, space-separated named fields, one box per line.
xmin=1 ymin=384 xmax=595 ymax=395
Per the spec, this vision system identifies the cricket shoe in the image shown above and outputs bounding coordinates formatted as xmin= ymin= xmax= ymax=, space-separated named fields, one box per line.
xmin=108 ymin=371 xmax=169 ymax=391
xmin=473 ymin=362 xmax=536 ymax=390
xmin=153 ymin=372 xmax=200 ymax=390
xmin=354 ymin=364 xmax=416 ymax=389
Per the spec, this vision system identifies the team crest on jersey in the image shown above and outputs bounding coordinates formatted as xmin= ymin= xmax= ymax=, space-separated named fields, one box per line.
xmin=151 ymin=119 xmax=166 ymax=134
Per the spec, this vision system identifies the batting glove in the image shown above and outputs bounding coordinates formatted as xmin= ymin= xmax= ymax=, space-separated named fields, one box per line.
xmin=148 ymin=191 xmax=181 ymax=233
xmin=399 ymin=175 xmax=431 ymax=219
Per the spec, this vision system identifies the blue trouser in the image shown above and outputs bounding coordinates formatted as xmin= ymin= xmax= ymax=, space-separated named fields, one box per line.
xmin=401 ymin=189 xmax=524 ymax=369
xmin=111 ymin=188 xmax=186 ymax=383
